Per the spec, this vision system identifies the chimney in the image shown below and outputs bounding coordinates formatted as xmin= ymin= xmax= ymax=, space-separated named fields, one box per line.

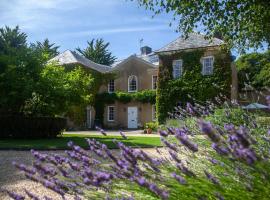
xmin=140 ymin=46 xmax=152 ymax=55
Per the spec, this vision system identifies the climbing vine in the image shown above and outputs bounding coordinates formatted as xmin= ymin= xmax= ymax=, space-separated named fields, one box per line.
xmin=94 ymin=90 xmax=156 ymax=124
xmin=157 ymin=49 xmax=231 ymax=124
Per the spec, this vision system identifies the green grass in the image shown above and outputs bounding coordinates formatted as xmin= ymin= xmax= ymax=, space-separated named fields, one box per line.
xmin=0 ymin=134 xmax=161 ymax=150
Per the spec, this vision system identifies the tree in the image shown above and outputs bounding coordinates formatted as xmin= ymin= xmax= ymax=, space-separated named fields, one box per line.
xmin=236 ymin=50 xmax=270 ymax=89
xmin=31 ymin=38 xmax=60 ymax=61
xmin=0 ymin=26 xmax=42 ymax=114
xmin=0 ymin=26 xmax=95 ymax=119
xmin=132 ymin=0 xmax=270 ymax=52
xmin=22 ymin=64 xmax=94 ymax=117
xmin=76 ymin=38 xmax=116 ymax=65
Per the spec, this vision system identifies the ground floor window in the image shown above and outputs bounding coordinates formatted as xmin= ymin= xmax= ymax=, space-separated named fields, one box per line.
xmin=107 ymin=106 xmax=115 ymax=121
xmin=152 ymin=105 xmax=156 ymax=121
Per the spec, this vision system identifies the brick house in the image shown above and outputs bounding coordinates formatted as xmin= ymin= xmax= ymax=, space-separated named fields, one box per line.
xmin=50 ymin=33 xmax=236 ymax=129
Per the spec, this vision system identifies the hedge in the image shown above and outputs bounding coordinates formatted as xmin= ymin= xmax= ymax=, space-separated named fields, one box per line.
xmin=0 ymin=115 xmax=66 ymax=138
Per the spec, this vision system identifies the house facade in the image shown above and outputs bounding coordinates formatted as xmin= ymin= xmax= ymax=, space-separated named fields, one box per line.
xmin=98 ymin=55 xmax=158 ymax=129
xmin=50 ymin=33 xmax=236 ymax=129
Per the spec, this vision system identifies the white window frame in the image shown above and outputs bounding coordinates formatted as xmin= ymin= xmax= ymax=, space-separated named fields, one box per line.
xmin=202 ymin=56 xmax=214 ymax=75
xmin=107 ymin=106 xmax=115 ymax=122
xmin=152 ymin=75 xmax=158 ymax=90
xmin=128 ymin=75 xmax=138 ymax=92
xmin=152 ymin=105 xmax=156 ymax=121
xmin=108 ymin=79 xmax=115 ymax=93
xmin=172 ymin=59 xmax=183 ymax=79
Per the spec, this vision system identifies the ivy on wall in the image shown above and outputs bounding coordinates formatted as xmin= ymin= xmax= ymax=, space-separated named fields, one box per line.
xmin=157 ymin=49 xmax=232 ymax=124
xmin=94 ymin=90 xmax=156 ymax=124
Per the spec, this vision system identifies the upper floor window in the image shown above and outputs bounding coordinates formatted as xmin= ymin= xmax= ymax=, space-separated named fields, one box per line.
xmin=172 ymin=59 xmax=183 ymax=79
xmin=107 ymin=106 xmax=115 ymax=121
xmin=202 ymin=56 xmax=214 ymax=75
xmin=152 ymin=75 xmax=158 ymax=89
xmin=108 ymin=79 xmax=115 ymax=93
xmin=128 ymin=75 xmax=137 ymax=92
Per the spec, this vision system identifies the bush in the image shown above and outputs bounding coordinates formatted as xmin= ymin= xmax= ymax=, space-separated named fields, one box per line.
xmin=206 ymin=108 xmax=254 ymax=127
xmin=0 ymin=115 xmax=66 ymax=138
xmin=256 ymin=117 xmax=270 ymax=127
xmin=144 ymin=122 xmax=158 ymax=131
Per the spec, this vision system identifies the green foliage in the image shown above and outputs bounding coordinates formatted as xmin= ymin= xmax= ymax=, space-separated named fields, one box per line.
xmin=132 ymin=0 xmax=270 ymax=52
xmin=31 ymin=64 xmax=94 ymax=117
xmin=236 ymin=50 xmax=270 ymax=89
xmin=0 ymin=26 xmax=94 ymax=120
xmin=76 ymin=38 xmax=117 ymax=65
xmin=30 ymin=38 xmax=60 ymax=61
xmin=144 ymin=122 xmax=158 ymax=131
xmin=206 ymin=108 xmax=253 ymax=127
xmin=95 ymin=90 xmax=156 ymax=123
xmin=256 ymin=117 xmax=270 ymax=128
xmin=157 ymin=49 xmax=231 ymax=123
xmin=0 ymin=26 xmax=43 ymax=114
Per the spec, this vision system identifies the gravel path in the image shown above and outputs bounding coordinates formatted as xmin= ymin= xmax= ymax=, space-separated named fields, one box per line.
xmin=0 ymin=148 xmax=167 ymax=200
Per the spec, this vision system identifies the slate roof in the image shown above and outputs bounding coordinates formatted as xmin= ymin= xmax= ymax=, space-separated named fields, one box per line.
xmin=48 ymin=50 xmax=111 ymax=73
xmin=111 ymin=55 xmax=157 ymax=71
xmin=156 ymin=33 xmax=224 ymax=53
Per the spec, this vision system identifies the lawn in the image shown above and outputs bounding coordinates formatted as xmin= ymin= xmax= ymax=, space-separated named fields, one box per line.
xmin=0 ymin=134 xmax=162 ymax=150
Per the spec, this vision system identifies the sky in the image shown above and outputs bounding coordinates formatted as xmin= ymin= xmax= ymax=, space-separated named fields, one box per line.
xmin=0 ymin=0 xmax=180 ymax=60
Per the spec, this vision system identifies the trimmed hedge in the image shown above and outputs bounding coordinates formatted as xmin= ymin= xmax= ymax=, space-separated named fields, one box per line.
xmin=0 ymin=115 xmax=66 ymax=138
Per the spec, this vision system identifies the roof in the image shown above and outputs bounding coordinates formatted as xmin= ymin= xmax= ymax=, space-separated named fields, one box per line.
xmin=112 ymin=53 xmax=159 ymax=68
xmin=111 ymin=55 xmax=157 ymax=71
xmin=48 ymin=50 xmax=111 ymax=73
xmin=242 ymin=103 xmax=268 ymax=109
xmin=156 ymin=33 xmax=224 ymax=53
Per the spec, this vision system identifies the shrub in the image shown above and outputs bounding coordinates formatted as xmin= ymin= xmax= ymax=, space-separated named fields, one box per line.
xmin=144 ymin=122 xmax=158 ymax=131
xmin=205 ymin=108 xmax=254 ymax=127
xmin=0 ymin=115 xmax=66 ymax=138
xmin=256 ymin=117 xmax=270 ymax=127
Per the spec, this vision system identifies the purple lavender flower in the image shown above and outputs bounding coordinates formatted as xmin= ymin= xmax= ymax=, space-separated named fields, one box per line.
xmin=96 ymin=126 xmax=107 ymax=136
xmin=204 ymin=170 xmax=219 ymax=185
xmin=212 ymin=143 xmax=230 ymax=156
xmin=24 ymin=189 xmax=40 ymax=200
xmin=174 ymin=129 xmax=198 ymax=152
xmin=159 ymin=130 xmax=169 ymax=137
xmin=6 ymin=190 xmax=25 ymax=200
xmin=200 ymin=121 xmax=220 ymax=143
xmin=171 ymin=172 xmax=186 ymax=184
xmin=161 ymin=137 xmax=178 ymax=151
xmin=120 ymin=131 xmax=128 ymax=139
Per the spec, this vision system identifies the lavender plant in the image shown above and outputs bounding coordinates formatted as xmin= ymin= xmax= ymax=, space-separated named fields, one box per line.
xmin=6 ymin=96 xmax=270 ymax=200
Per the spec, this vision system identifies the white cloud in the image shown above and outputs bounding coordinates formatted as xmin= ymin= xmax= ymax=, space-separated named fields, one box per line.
xmin=58 ymin=25 xmax=168 ymax=38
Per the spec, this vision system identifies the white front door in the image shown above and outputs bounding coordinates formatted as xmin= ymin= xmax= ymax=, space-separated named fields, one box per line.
xmin=128 ymin=107 xmax=138 ymax=129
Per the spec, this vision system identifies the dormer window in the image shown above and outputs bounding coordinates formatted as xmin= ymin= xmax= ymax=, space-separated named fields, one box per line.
xmin=202 ymin=56 xmax=214 ymax=75
xmin=128 ymin=75 xmax=137 ymax=92
xmin=108 ymin=79 xmax=115 ymax=93
xmin=172 ymin=59 xmax=183 ymax=79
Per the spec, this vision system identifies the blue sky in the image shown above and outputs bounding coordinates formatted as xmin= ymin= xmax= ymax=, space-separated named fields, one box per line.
xmin=0 ymin=0 xmax=180 ymax=60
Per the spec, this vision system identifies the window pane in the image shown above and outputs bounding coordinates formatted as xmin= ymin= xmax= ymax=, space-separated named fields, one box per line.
xmin=203 ymin=57 xmax=213 ymax=75
xmin=108 ymin=80 xmax=115 ymax=92
xmin=108 ymin=107 xmax=114 ymax=121
xmin=172 ymin=60 xmax=182 ymax=78
xmin=129 ymin=76 xmax=137 ymax=91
